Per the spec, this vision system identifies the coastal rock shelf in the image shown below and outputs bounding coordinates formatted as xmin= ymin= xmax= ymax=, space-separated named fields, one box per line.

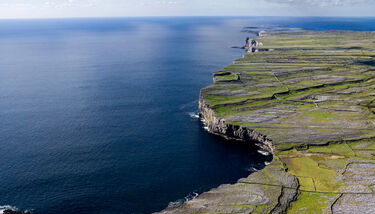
xmin=158 ymin=30 xmax=375 ymax=213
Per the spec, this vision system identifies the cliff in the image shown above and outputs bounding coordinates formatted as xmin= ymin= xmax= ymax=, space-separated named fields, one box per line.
xmin=198 ymin=96 xmax=274 ymax=153
xmin=158 ymin=30 xmax=375 ymax=213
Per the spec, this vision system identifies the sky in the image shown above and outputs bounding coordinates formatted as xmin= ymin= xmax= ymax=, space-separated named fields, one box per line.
xmin=0 ymin=0 xmax=375 ymax=19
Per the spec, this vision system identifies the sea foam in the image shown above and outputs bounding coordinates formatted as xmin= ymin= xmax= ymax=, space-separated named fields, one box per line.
xmin=257 ymin=150 xmax=270 ymax=156
xmin=168 ymin=192 xmax=199 ymax=207
xmin=188 ymin=112 xmax=200 ymax=119
xmin=246 ymin=167 xmax=259 ymax=172
xmin=0 ymin=205 xmax=18 ymax=214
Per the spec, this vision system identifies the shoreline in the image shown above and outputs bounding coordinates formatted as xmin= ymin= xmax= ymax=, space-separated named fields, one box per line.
xmin=157 ymin=29 xmax=375 ymax=213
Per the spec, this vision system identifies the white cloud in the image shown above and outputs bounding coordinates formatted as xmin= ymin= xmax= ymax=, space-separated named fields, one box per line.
xmin=263 ymin=0 xmax=369 ymax=7
xmin=42 ymin=0 xmax=95 ymax=8
xmin=0 ymin=0 xmax=373 ymax=18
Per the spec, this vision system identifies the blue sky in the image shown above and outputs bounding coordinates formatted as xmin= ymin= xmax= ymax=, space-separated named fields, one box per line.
xmin=0 ymin=0 xmax=374 ymax=19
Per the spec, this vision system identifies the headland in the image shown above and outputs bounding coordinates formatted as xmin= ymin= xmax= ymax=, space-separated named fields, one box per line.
xmin=158 ymin=30 xmax=375 ymax=213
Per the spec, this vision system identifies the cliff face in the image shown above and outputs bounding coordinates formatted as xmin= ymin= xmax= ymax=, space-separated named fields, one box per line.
xmin=198 ymin=95 xmax=275 ymax=153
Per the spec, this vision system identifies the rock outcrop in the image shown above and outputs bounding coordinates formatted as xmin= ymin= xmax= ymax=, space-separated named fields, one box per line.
xmin=232 ymin=37 xmax=267 ymax=53
xmin=3 ymin=210 xmax=31 ymax=214
xmin=244 ymin=37 xmax=263 ymax=53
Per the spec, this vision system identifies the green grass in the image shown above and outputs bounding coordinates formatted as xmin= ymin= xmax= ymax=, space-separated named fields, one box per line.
xmin=288 ymin=192 xmax=340 ymax=214
xmin=280 ymin=150 xmax=344 ymax=192
xmin=302 ymin=110 xmax=338 ymax=122
xmin=214 ymin=73 xmax=238 ymax=82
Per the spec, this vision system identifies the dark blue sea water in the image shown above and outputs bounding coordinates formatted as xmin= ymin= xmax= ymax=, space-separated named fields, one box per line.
xmin=1 ymin=17 xmax=375 ymax=214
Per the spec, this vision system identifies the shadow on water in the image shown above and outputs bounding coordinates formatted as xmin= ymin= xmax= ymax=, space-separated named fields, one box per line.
xmin=161 ymin=118 xmax=273 ymax=211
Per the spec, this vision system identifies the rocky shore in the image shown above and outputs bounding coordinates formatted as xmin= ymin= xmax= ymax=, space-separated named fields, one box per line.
xmin=3 ymin=210 xmax=30 ymax=214
xmin=157 ymin=30 xmax=375 ymax=213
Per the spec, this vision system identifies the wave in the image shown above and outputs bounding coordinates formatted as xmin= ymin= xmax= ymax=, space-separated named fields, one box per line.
xmin=0 ymin=205 xmax=30 ymax=214
xmin=257 ymin=150 xmax=270 ymax=156
xmin=246 ymin=167 xmax=259 ymax=172
xmin=199 ymin=117 xmax=210 ymax=131
xmin=168 ymin=192 xmax=199 ymax=207
xmin=188 ymin=112 xmax=200 ymax=119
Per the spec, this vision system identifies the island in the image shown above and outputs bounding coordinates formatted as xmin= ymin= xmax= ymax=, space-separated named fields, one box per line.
xmin=158 ymin=30 xmax=375 ymax=213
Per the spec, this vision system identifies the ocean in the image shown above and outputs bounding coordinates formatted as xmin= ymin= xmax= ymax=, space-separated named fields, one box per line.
xmin=0 ymin=17 xmax=375 ymax=214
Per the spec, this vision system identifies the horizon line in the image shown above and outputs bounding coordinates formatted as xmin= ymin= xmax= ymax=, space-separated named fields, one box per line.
xmin=1 ymin=15 xmax=375 ymax=21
